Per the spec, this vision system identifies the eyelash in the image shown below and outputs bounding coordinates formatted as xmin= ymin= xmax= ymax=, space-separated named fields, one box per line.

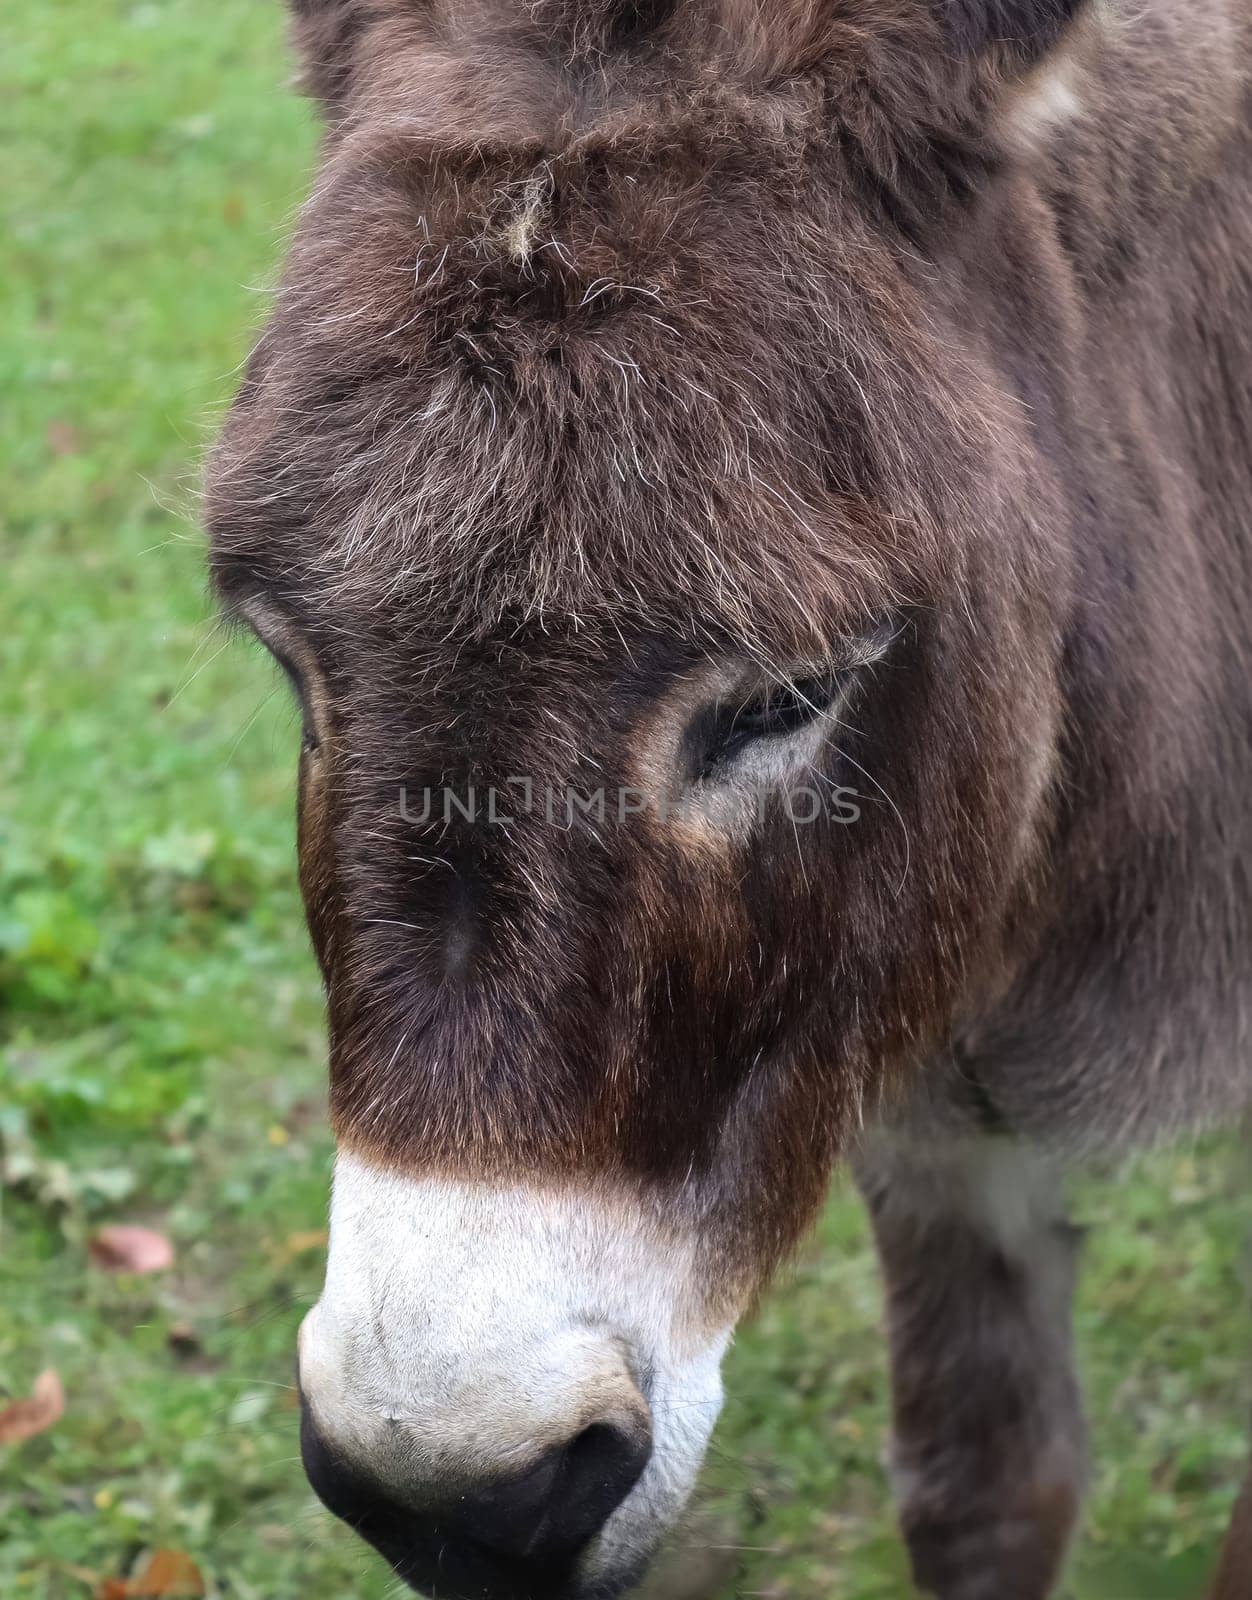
xmin=270 ymin=648 xmax=320 ymax=753
xmin=698 ymin=673 xmax=846 ymax=774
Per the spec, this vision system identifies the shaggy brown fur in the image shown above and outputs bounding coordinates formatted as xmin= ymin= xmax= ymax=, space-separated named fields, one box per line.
xmin=205 ymin=0 xmax=1252 ymax=1593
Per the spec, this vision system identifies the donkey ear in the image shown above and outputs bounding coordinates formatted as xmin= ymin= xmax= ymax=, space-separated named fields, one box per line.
xmin=935 ymin=0 xmax=1101 ymax=150
xmin=939 ymin=0 xmax=1092 ymax=65
xmin=285 ymin=0 xmax=370 ymax=110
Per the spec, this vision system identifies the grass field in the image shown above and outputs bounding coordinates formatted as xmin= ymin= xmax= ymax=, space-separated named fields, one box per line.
xmin=3 ymin=4 xmax=1251 ymax=1597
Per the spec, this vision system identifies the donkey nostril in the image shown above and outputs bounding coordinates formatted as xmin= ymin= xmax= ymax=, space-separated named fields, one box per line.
xmin=564 ymin=1421 xmax=649 ymax=1515
xmin=458 ymin=1416 xmax=653 ymax=1563
xmin=534 ymin=1417 xmax=653 ymax=1556
xmin=567 ymin=1420 xmax=618 ymax=1467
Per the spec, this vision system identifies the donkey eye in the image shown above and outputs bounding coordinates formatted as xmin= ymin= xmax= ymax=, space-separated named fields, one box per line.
xmin=271 ymin=646 xmax=305 ymax=705
xmin=269 ymin=647 xmax=320 ymax=754
xmin=698 ymin=674 xmax=842 ymax=774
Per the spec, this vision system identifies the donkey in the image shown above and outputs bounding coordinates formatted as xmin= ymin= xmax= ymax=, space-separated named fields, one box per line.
xmin=204 ymin=0 xmax=1252 ymax=1595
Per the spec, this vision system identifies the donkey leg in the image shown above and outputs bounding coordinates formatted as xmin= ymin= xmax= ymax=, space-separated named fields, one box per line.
xmin=855 ymin=1137 xmax=1086 ymax=1600
xmin=1212 ymin=1454 xmax=1252 ymax=1600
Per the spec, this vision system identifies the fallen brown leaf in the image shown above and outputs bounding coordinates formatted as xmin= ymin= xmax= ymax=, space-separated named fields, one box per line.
xmin=130 ymin=1548 xmax=205 ymax=1598
xmin=88 ymin=1224 xmax=175 ymax=1274
xmin=0 ymin=1368 xmax=64 ymax=1445
xmin=95 ymin=1548 xmax=205 ymax=1599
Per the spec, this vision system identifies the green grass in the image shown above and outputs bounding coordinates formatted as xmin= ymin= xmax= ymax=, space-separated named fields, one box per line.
xmin=1 ymin=4 xmax=1249 ymax=1597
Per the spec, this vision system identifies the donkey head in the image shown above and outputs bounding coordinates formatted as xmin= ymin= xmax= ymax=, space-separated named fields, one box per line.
xmin=205 ymin=0 xmax=1096 ymax=1593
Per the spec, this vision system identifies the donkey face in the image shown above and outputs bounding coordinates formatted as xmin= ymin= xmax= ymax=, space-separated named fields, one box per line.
xmin=206 ymin=0 xmax=1090 ymax=1593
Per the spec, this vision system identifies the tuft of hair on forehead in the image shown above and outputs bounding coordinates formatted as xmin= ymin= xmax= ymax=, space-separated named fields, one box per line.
xmin=206 ymin=88 xmax=972 ymax=655
xmin=208 ymin=0 xmax=1089 ymax=648
xmin=284 ymin=0 xmax=1099 ymax=109
xmin=283 ymin=0 xmax=852 ymax=110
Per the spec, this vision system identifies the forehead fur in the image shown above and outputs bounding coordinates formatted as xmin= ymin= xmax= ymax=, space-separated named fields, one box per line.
xmin=207 ymin=0 xmax=1017 ymax=650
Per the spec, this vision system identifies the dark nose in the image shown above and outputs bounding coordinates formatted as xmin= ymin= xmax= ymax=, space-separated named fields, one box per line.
xmin=453 ymin=1419 xmax=652 ymax=1560
xmin=301 ymin=1402 xmax=652 ymax=1598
